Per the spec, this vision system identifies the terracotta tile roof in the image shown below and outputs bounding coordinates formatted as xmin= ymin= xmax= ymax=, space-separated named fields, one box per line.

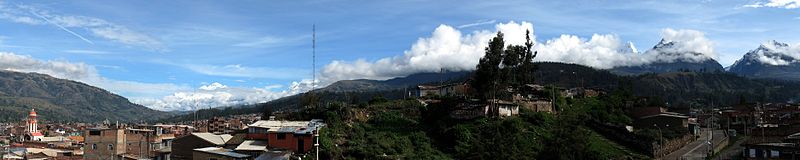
xmin=68 ymin=136 xmax=84 ymax=142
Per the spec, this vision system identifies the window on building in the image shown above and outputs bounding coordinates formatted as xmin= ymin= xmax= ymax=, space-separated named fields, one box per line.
xmin=250 ymin=127 xmax=267 ymax=134
xmin=89 ymin=130 xmax=101 ymax=135
xmin=277 ymin=133 xmax=286 ymax=140
xmin=771 ymin=150 xmax=780 ymax=158
xmin=91 ymin=144 xmax=97 ymax=150
xmin=108 ymin=144 xmax=114 ymax=150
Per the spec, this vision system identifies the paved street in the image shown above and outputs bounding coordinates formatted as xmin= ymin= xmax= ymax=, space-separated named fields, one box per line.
xmin=660 ymin=129 xmax=727 ymax=160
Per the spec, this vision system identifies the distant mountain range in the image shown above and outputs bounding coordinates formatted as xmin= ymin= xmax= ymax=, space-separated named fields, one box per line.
xmin=0 ymin=71 xmax=171 ymax=122
xmin=537 ymin=62 xmax=800 ymax=106
xmin=319 ymin=71 xmax=471 ymax=92
xmin=7 ymin=38 xmax=800 ymax=123
xmin=609 ymin=39 xmax=800 ymax=82
xmin=162 ymin=62 xmax=800 ymax=122
xmin=158 ymin=72 xmax=471 ymax=122
xmin=611 ymin=39 xmax=724 ymax=75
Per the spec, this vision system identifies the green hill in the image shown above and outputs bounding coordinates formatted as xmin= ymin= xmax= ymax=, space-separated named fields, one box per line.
xmin=0 ymin=71 xmax=171 ymax=122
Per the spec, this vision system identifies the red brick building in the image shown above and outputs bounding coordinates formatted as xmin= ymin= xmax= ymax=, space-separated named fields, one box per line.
xmin=245 ymin=119 xmax=324 ymax=153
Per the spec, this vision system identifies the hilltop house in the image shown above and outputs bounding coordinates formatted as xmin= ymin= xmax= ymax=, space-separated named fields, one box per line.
xmin=449 ymin=99 xmax=520 ymax=119
xmin=417 ymin=82 xmax=470 ymax=97
xmin=513 ymin=94 xmax=554 ymax=113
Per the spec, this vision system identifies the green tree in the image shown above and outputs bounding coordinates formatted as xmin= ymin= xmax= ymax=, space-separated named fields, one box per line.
xmin=502 ymin=45 xmax=524 ymax=86
xmin=300 ymin=92 xmax=320 ymax=108
xmin=473 ymin=30 xmax=538 ymax=99
xmin=473 ymin=32 xmax=505 ymax=99
xmin=518 ymin=30 xmax=538 ymax=85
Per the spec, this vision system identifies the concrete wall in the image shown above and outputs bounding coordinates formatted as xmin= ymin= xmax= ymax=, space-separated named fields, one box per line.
xmin=83 ymin=129 xmax=125 ymax=160
xmin=268 ymin=132 xmax=314 ymax=153
xmin=652 ymin=134 xmax=695 ymax=158
xmin=171 ymin=135 xmax=217 ymax=160
xmin=498 ymin=106 xmax=519 ymax=117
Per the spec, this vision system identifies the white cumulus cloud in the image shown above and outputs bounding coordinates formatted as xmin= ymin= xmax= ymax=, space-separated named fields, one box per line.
xmin=534 ymin=34 xmax=644 ymax=69
xmin=320 ymin=21 xmax=533 ymax=83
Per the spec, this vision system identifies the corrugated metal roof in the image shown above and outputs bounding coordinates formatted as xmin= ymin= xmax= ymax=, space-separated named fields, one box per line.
xmin=639 ymin=113 xmax=689 ymax=119
xmin=248 ymin=119 xmax=325 ymax=134
xmin=194 ymin=147 xmax=250 ymax=158
xmin=192 ymin=133 xmax=232 ymax=145
xmin=234 ymin=140 xmax=268 ymax=151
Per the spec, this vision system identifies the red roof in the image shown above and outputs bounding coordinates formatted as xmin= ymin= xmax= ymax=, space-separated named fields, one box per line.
xmin=30 ymin=132 xmax=43 ymax=136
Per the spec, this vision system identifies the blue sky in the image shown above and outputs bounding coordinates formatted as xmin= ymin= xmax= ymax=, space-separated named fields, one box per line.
xmin=1 ymin=0 xmax=799 ymax=111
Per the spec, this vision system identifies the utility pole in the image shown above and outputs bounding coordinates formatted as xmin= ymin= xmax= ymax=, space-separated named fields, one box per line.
xmin=315 ymin=129 xmax=320 ymax=160
xmin=404 ymin=87 xmax=407 ymax=99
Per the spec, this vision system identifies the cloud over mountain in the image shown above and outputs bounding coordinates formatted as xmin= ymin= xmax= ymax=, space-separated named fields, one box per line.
xmin=319 ymin=21 xmax=718 ymax=82
xmin=0 ymin=51 xmax=319 ymax=111
xmin=134 ymin=82 xmax=290 ymax=111
xmin=649 ymin=28 xmax=717 ymax=62
xmin=135 ymin=79 xmax=317 ymax=111
xmin=534 ymin=34 xmax=641 ymax=69
xmin=739 ymin=40 xmax=800 ymax=65
xmin=0 ymin=52 xmax=188 ymax=99
xmin=0 ymin=19 xmax=720 ymax=111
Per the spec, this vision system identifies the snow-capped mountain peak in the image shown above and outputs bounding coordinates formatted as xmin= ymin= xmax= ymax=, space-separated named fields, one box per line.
xmin=735 ymin=40 xmax=797 ymax=66
xmin=618 ymin=41 xmax=639 ymax=54
xmin=760 ymin=40 xmax=789 ymax=50
xmin=652 ymin=39 xmax=676 ymax=50
xmin=728 ymin=40 xmax=800 ymax=81
xmin=646 ymin=38 xmax=714 ymax=63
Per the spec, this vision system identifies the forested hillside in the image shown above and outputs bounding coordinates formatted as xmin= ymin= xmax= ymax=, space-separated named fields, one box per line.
xmin=0 ymin=71 xmax=171 ymax=122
